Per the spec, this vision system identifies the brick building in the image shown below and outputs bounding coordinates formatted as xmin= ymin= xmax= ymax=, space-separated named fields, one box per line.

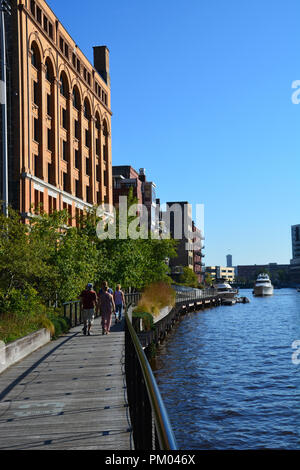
xmin=236 ymin=264 xmax=290 ymax=283
xmin=112 ymin=166 xmax=156 ymax=231
xmin=0 ymin=0 xmax=112 ymax=224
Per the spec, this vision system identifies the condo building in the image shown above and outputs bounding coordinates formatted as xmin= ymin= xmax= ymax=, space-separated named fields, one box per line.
xmin=290 ymin=224 xmax=300 ymax=282
xmin=112 ymin=166 xmax=157 ymax=231
xmin=0 ymin=0 xmax=113 ymax=224
xmin=205 ymin=266 xmax=235 ymax=282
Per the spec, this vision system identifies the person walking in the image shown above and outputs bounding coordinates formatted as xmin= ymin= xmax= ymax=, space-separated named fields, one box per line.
xmin=114 ymin=284 xmax=126 ymax=323
xmin=99 ymin=283 xmax=115 ymax=335
xmin=96 ymin=281 xmax=113 ymax=316
xmin=80 ymin=283 xmax=97 ymax=336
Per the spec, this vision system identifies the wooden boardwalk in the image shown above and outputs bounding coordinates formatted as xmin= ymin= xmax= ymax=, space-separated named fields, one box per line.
xmin=0 ymin=317 xmax=133 ymax=450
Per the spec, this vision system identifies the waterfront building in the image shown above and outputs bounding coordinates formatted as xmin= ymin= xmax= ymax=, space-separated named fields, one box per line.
xmin=236 ymin=264 xmax=290 ymax=283
xmin=290 ymin=225 xmax=300 ymax=283
xmin=206 ymin=266 xmax=235 ymax=282
xmin=112 ymin=166 xmax=143 ymax=206
xmin=112 ymin=166 xmax=156 ymax=231
xmin=192 ymin=221 xmax=205 ymax=284
xmin=226 ymin=254 xmax=233 ymax=267
xmin=0 ymin=0 xmax=112 ymax=224
xmin=166 ymin=201 xmax=194 ymax=278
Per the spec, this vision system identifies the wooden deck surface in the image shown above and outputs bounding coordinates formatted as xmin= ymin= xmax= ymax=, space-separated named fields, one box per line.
xmin=0 ymin=317 xmax=133 ymax=450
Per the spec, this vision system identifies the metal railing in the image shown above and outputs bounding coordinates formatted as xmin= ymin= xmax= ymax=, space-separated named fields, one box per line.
xmin=125 ymin=305 xmax=177 ymax=450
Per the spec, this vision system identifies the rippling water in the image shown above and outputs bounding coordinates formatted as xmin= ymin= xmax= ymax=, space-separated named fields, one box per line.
xmin=153 ymin=289 xmax=300 ymax=449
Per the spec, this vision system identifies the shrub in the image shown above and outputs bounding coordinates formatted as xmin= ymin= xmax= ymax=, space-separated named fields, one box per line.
xmin=134 ymin=282 xmax=175 ymax=318
xmin=132 ymin=311 xmax=155 ymax=331
xmin=47 ymin=313 xmax=70 ymax=339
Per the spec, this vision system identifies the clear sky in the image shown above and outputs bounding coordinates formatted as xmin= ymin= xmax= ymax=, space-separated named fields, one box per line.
xmin=47 ymin=0 xmax=300 ymax=266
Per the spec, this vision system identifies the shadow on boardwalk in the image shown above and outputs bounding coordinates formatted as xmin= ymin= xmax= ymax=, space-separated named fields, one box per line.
xmin=0 ymin=317 xmax=133 ymax=450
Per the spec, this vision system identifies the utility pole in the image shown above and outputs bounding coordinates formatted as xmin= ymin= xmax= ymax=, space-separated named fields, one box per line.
xmin=0 ymin=0 xmax=11 ymax=217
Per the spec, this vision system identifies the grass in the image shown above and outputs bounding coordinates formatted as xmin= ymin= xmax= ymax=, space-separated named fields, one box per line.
xmin=134 ymin=282 xmax=176 ymax=318
xmin=0 ymin=311 xmax=68 ymax=344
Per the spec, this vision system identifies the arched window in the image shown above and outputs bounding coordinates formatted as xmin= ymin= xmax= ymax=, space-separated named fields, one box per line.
xmin=60 ymin=72 xmax=69 ymax=98
xmin=73 ymin=86 xmax=80 ymax=110
xmin=95 ymin=112 xmax=101 ymax=156
xmin=83 ymin=98 xmax=91 ymax=119
xmin=103 ymin=120 xmax=109 ymax=168
xmin=31 ymin=48 xmax=37 ymax=68
xmin=31 ymin=42 xmax=41 ymax=70
xmin=45 ymin=61 xmax=52 ymax=82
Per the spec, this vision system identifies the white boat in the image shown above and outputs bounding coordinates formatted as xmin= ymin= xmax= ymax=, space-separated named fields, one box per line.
xmin=253 ymin=274 xmax=274 ymax=296
xmin=213 ymin=281 xmax=238 ymax=299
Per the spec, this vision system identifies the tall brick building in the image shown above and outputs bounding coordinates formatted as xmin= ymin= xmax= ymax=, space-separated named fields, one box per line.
xmin=0 ymin=0 xmax=113 ymax=224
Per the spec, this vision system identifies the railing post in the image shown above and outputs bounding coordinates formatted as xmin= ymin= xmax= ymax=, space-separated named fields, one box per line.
xmin=75 ymin=302 xmax=78 ymax=326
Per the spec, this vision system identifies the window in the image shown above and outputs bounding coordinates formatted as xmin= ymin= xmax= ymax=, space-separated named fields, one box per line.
xmin=85 ymin=129 xmax=90 ymax=147
xmin=63 ymin=173 xmax=67 ymax=192
xmin=75 ymin=179 xmax=80 ymax=198
xmin=62 ymin=140 xmax=67 ymax=160
xmin=86 ymin=186 xmax=89 ymax=203
xmin=47 ymin=94 xmax=51 ymax=116
xmin=74 ymin=119 xmax=79 ymax=139
xmin=48 ymin=23 xmax=53 ymax=39
xmin=64 ymin=43 xmax=69 ymax=59
xmin=60 ymin=76 xmax=68 ymax=98
xmin=47 ymin=128 xmax=51 ymax=151
xmin=74 ymin=149 xmax=79 ymax=169
xmin=48 ymin=163 xmax=52 ymax=183
xmin=87 ymin=73 xmax=91 ymax=86
xmin=84 ymin=102 xmax=89 ymax=119
xmin=43 ymin=16 xmax=48 ymax=33
xmin=62 ymin=108 xmax=67 ymax=129
xmin=33 ymin=80 xmax=38 ymax=105
xmin=73 ymin=89 xmax=80 ymax=110
xmin=77 ymin=59 xmax=81 ymax=73
xmin=36 ymin=6 xmax=42 ymax=24
xmin=34 ymin=154 xmax=38 ymax=176
xmin=30 ymin=0 xmax=36 ymax=16
xmin=60 ymin=37 xmax=64 ymax=53
xmin=96 ymin=164 xmax=100 ymax=182
xmin=96 ymin=138 xmax=100 ymax=155
xmin=45 ymin=63 xmax=51 ymax=82
xmin=85 ymin=157 xmax=89 ymax=175
xmin=31 ymin=48 xmax=37 ymax=68
xmin=33 ymin=118 xmax=39 ymax=142
xmin=72 ymin=53 xmax=76 ymax=67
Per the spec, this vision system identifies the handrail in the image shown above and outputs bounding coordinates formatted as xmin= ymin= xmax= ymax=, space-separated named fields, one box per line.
xmin=125 ymin=307 xmax=177 ymax=450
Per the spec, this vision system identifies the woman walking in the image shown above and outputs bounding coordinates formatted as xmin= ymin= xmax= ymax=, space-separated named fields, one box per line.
xmin=99 ymin=282 xmax=115 ymax=335
xmin=114 ymin=284 xmax=126 ymax=323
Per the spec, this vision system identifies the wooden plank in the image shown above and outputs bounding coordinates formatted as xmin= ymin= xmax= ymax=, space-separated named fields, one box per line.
xmin=0 ymin=318 xmax=133 ymax=450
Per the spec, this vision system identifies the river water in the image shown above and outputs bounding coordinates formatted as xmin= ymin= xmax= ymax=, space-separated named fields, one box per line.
xmin=153 ymin=289 xmax=300 ymax=449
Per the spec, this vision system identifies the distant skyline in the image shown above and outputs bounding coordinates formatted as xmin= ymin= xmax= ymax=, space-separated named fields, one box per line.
xmin=47 ymin=0 xmax=300 ymax=266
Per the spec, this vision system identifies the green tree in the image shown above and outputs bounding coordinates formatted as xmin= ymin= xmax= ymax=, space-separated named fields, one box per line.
xmin=179 ymin=267 xmax=199 ymax=288
xmin=205 ymin=273 xmax=213 ymax=286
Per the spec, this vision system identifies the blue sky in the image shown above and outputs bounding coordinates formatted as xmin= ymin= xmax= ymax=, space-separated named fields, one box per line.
xmin=47 ymin=0 xmax=300 ymax=266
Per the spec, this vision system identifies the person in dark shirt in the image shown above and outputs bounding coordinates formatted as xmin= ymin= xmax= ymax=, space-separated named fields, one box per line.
xmin=80 ymin=283 xmax=97 ymax=336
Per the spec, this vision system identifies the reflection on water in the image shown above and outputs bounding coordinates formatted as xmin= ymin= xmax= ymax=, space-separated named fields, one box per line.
xmin=153 ymin=289 xmax=300 ymax=449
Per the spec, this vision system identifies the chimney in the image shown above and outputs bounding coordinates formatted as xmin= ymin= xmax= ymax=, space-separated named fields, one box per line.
xmin=139 ymin=168 xmax=146 ymax=182
xmin=93 ymin=46 xmax=110 ymax=86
